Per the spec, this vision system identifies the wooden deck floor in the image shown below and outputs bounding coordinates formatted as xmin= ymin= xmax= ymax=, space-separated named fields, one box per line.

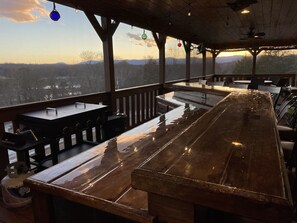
xmin=0 ymin=194 xmax=34 ymax=223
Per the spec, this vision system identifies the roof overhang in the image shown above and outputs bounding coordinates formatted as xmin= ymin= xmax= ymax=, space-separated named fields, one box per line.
xmin=48 ymin=0 xmax=297 ymax=50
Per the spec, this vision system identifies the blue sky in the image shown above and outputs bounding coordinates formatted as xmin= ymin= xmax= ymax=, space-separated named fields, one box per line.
xmin=0 ymin=0 xmax=241 ymax=64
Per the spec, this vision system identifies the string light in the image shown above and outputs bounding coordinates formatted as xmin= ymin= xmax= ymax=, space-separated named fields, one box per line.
xmin=50 ymin=2 xmax=60 ymax=21
xmin=177 ymin=40 xmax=182 ymax=47
xmin=141 ymin=30 xmax=147 ymax=40
xmin=188 ymin=3 xmax=192 ymax=17
xmin=241 ymin=9 xmax=250 ymax=14
xmin=188 ymin=9 xmax=192 ymax=17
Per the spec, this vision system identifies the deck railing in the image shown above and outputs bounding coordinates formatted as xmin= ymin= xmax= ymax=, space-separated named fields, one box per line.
xmin=0 ymin=82 xmax=183 ymax=179
xmin=116 ymin=84 xmax=162 ymax=128
xmin=212 ymin=73 xmax=296 ymax=86
xmin=0 ymin=73 xmax=295 ymax=179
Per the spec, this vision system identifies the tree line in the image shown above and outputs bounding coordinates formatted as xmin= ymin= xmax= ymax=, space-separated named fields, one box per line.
xmin=0 ymin=50 xmax=294 ymax=108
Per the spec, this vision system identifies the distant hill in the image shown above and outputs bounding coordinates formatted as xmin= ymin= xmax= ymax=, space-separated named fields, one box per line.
xmin=216 ymin=56 xmax=243 ymax=63
xmin=122 ymin=56 xmax=243 ymax=65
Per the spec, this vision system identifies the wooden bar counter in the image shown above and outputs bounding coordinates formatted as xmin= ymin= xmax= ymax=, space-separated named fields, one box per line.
xmin=131 ymin=90 xmax=293 ymax=223
xmin=24 ymin=94 xmax=211 ymax=223
xmin=24 ymin=85 xmax=292 ymax=223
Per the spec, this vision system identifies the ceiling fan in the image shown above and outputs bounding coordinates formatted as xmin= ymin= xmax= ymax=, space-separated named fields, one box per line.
xmin=240 ymin=26 xmax=265 ymax=40
xmin=209 ymin=0 xmax=258 ymax=12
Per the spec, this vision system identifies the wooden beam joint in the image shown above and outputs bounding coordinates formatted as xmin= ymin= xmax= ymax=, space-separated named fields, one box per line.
xmin=152 ymin=32 xmax=167 ymax=49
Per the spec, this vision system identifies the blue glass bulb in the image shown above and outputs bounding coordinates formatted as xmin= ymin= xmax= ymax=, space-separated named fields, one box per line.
xmin=50 ymin=10 xmax=60 ymax=21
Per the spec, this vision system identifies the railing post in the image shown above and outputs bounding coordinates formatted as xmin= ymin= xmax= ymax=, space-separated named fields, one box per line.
xmin=183 ymin=41 xmax=191 ymax=82
xmin=248 ymin=48 xmax=262 ymax=76
xmin=211 ymin=49 xmax=221 ymax=75
xmin=202 ymin=50 xmax=206 ymax=78
xmin=292 ymin=74 xmax=296 ymax=86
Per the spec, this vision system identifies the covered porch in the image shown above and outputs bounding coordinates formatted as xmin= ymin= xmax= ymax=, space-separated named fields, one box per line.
xmin=1 ymin=0 xmax=297 ymax=223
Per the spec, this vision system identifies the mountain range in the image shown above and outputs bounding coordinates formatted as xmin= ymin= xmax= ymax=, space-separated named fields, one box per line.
xmin=79 ymin=56 xmax=243 ymax=66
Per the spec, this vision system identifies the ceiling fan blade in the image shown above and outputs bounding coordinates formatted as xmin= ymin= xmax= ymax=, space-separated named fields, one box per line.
xmin=227 ymin=0 xmax=258 ymax=11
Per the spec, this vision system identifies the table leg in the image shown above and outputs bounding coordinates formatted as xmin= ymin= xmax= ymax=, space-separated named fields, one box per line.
xmin=16 ymin=150 xmax=30 ymax=168
xmin=50 ymin=139 xmax=59 ymax=165
xmin=63 ymin=134 xmax=72 ymax=149
xmin=0 ymin=147 xmax=9 ymax=181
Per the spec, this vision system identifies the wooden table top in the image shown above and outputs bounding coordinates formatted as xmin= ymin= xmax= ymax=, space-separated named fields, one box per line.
xmin=157 ymin=91 xmax=224 ymax=109
xmin=132 ymin=90 xmax=293 ymax=222
xmin=24 ymin=102 xmax=208 ymax=222
xmin=18 ymin=103 xmax=107 ymax=121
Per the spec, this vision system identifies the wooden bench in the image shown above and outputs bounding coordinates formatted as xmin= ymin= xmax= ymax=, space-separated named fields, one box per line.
xmin=24 ymin=99 xmax=210 ymax=223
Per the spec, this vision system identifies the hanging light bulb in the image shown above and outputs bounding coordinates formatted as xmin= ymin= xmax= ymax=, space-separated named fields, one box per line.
xmin=187 ymin=3 xmax=192 ymax=17
xmin=188 ymin=9 xmax=191 ymax=17
xmin=50 ymin=3 xmax=60 ymax=21
xmin=141 ymin=30 xmax=147 ymax=40
xmin=241 ymin=8 xmax=250 ymax=14
xmin=177 ymin=40 xmax=182 ymax=47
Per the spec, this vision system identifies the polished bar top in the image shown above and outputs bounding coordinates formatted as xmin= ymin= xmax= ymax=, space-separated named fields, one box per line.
xmin=157 ymin=91 xmax=224 ymax=109
xmin=172 ymin=81 xmax=247 ymax=96
xmin=132 ymin=90 xmax=293 ymax=222
xmin=24 ymin=102 xmax=208 ymax=222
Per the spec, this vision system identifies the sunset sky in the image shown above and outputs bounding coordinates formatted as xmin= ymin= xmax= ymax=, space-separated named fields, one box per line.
xmin=0 ymin=0 xmax=242 ymax=64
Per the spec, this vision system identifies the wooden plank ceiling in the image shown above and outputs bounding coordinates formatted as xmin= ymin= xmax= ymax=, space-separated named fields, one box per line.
xmin=49 ymin=0 xmax=297 ymax=50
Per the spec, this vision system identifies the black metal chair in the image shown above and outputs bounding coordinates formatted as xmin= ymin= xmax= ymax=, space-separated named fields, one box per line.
xmin=248 ymin=78 xmax=264 ymax=90
xmin=258 ymin=85 xmax=281 ymax=108
xmin=279 ymin=105 xmax=297 ymax=169
xmin=276 ymin=78 xmax=289 ymax=87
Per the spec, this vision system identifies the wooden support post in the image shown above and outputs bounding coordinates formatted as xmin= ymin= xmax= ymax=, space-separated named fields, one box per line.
xmin=248 ymin=48 xmax=262 ymax=76
xmin=84 ymin=11 xmax=119 ymax=113
xmin=202 ymin=49 xmax=206 ymax=78
xmin=153 ymin=32 xmax=167 ymax=94
xmin=183 ymin=41 xmax=191 ymax=82
xmin=211 ymin=49 xmax=221 ymax=75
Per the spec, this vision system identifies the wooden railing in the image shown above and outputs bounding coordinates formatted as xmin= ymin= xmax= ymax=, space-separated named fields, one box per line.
xmin=0 ymin=83 xmax=167 ymax=180
xmin=1 ymin=73 xmax=294 ymax=179
xmin=212 ymin=73 xmax=296 ymax=86
xmin=116 ymin=84 xmax=162 ymax=128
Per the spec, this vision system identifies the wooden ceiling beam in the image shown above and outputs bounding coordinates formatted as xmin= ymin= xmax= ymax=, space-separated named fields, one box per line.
xmin=50 ymin=0 xmax=297 ymax=51
xmin=84 ymin=10 xmax=106 ymax=41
